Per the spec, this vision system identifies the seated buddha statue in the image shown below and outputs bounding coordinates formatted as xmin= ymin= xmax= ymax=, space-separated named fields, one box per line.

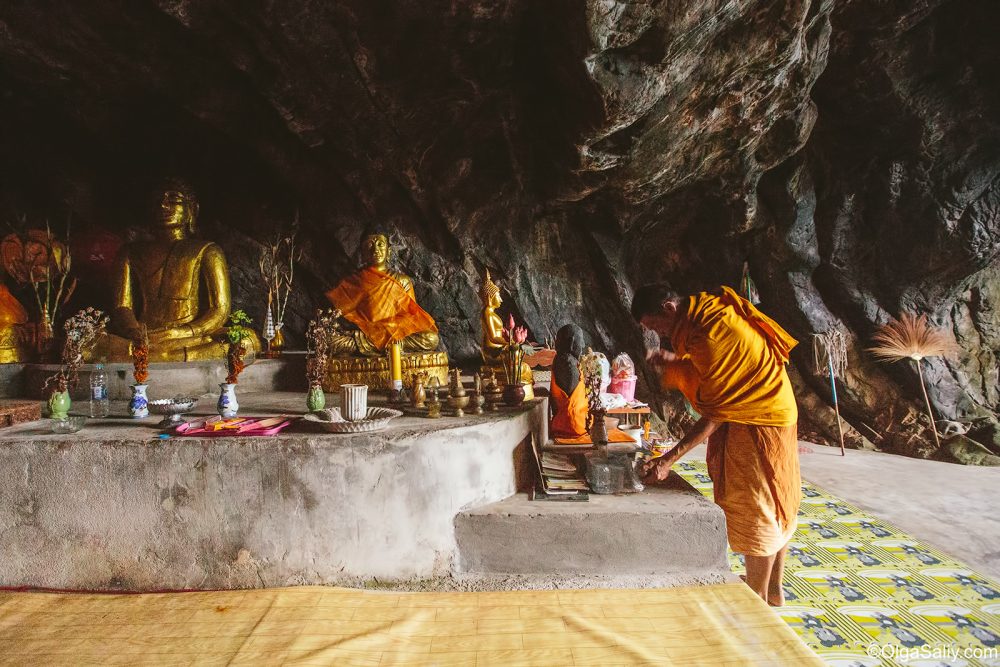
xmin=94 ymin=180 xmax=256 ymax=362
xmin=0 ymin=281 xmax=29 ymax=363
xmin=479 ymin=269 xmax=533 ymax=386
xmin=326 ymin=233 xmax=440 ymax=356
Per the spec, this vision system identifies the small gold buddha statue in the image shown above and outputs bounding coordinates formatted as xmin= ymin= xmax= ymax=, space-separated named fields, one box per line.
xmin=0 ymin=280 xmax=29 ymax=363
xmin=326 ymin=233 xmax=440 ymax=356
xmin=479 ymin=269 xmax=533 ymax=387
xmin=94 ymin=180 xmax=256 ymax=362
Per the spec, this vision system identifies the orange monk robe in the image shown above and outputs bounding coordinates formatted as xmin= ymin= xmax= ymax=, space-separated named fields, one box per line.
xmin=662 ymin=286 xmax=800 ymax=557
xmin=550 ymin=373 xmax=588 ymax=439
xmin=325 ymin=267 xmax=438 ymax=351
xmin=0 ymin=283 xmax=27 ymax=325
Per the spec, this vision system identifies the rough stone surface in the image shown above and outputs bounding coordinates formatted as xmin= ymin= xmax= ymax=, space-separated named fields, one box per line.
xmin=0 ymin=393 xmax=547 ymax=591
xmin=455 ymin=479 xmax=729 ymax=578
xmin=0 ymin=1 xmax=998 ymax=461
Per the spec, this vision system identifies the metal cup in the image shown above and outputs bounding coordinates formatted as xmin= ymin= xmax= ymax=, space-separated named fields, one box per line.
xmin=340 ymin=384 xmax=368 ymax=421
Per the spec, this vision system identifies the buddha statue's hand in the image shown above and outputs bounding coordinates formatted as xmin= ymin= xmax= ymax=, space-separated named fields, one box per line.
xmin=148 ymin=327 xmax=192 ymax=345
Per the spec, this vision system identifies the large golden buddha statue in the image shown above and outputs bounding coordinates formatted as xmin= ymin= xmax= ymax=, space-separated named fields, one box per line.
xmin=322 ymin=233 xmax=448 ymax=389
xmin=96 ymin=180 xmax=254 ymax=362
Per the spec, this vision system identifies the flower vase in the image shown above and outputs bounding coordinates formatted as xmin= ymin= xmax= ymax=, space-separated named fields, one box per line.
xmin=589 ymin=410 xmax=609 ymax=445
xmin=129 ymin=384 xmax=149 ymax=418
xmin=48 ymin=389 xmax=71 ymax=419
xmin=218 ymin=383 xmax=239 ymax=418
xmin=502 ymin=383 xmax=526 ymax=407
xmin=306 ymin=385 xmax=325 ymax=412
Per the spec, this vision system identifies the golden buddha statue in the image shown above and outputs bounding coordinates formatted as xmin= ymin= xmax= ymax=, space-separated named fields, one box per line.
xmin=322 ymin=233 xmax=448 ymax=389
xmin=326 ymin=233 xmax=440 ymax=355
xmin=479 ymin=269 xmax=533 ymax=388
xmin=0 ymin=280 xmax=29 ymax=363
xmin=94 ymin=180 xmax=256 ymax=362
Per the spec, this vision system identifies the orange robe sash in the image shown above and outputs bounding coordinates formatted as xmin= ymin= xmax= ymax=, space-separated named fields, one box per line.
xmin=707 ymin=422 xmax=800 ymax=556
xmin=550 ymin=373 xmax=588 ymax=439
xmin=325 ymin=267 xmax=437 ymax=351
xmin=666 ymin=286 xmax=798 ymax=427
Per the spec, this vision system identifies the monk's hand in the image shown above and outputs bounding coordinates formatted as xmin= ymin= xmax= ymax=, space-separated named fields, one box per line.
xmin=640 ymin=453 xmax=677 ymax=483
xmin=645 ymin=349 xmax=677 ymax=369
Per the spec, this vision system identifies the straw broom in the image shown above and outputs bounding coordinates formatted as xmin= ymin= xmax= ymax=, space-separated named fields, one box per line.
xmin=812 ymin=330 xmax=848 ymax=456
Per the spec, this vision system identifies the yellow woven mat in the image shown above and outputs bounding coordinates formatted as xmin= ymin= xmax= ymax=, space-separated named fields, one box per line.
xmin=0 ymin=582 xmax=821 ymax=666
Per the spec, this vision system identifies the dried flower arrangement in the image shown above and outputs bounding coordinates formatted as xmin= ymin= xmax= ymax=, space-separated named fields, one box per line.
xmin=305 ymin=308 xmax=341 ymax=389
xmin=226 ymin=310 xmax=254 ymax=384
xmin=258 ymin=227 xmax=301 ymax=325
xmin=867 ymin=312 xmax=959 ymax=448
xmin=45 ymin=308 xmax=108 ymax=394
xmin=132 ymin=325 xmax=149 ymax=385
xmin=501 ymin=314 xmax=530 ymax=386
xmin=579 ymin=348 xmax=608 ymax=413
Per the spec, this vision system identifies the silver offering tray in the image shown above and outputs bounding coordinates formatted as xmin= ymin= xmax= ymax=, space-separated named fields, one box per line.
xmin=149 ymin=397 xmax=199 ymax=428
xmin=303 ymin=407 xmax=403 ymax=434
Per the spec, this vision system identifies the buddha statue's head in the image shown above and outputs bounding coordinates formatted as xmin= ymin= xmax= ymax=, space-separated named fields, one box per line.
xmin=363 ymin=233 xmax=390 ymax=269
xmin=155 ymin=179 xmax=199 ymax=238
xmin=480 ymin=269 xmax=502 ymax=310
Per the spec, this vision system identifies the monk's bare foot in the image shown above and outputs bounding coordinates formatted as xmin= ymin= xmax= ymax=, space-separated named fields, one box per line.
xmin=767 ymin=591 xmax=785 ymax=607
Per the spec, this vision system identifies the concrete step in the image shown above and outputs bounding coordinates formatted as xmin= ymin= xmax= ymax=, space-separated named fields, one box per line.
xmin=455 ymin=473 xmax=730 ymax=580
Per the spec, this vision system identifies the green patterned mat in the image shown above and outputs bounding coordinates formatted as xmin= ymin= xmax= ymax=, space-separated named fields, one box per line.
xmin=674 ymin=458 xmax=1000 ymax=667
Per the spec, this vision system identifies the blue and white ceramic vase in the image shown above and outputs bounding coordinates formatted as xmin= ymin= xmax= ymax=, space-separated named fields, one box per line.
xmin=129 ymin=384 xmax=149 ymax=418
xmin=218 ymin=383 xmax=239 ymax=418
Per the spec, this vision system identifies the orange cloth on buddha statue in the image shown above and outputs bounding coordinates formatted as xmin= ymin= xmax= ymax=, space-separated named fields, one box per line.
xmin=662 ymin=285 xmax=800 ymax=557
xmin=325 ymin=267 xmax=438 ymax=351
xmin=549 ymin=374 xmax=588 ymax=439
xmin=0 ymin=284 xmax=27 ymax=325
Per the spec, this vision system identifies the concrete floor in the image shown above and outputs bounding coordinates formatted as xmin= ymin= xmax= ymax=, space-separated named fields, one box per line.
xmin=685 ymin=442 xmax=1000 ymax=580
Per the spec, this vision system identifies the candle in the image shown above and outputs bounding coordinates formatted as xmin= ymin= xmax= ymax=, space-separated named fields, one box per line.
xmin=389 ymin=340 xmax=403 ymax=390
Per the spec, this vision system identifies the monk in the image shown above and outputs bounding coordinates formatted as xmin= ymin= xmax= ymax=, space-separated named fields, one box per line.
xmin=631 ymin=283 xmax=800 ymax=606
xmin=550 ymin=324 xmax=588 ymax=438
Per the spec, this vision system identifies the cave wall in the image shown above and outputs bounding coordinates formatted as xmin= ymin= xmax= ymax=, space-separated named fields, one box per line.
xmin=0 ymin=0 xmax=997 ymax=460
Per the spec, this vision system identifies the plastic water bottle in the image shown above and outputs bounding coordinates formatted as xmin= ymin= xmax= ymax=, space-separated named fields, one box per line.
xmin=89 ymin=364 xmax=110 ymax=418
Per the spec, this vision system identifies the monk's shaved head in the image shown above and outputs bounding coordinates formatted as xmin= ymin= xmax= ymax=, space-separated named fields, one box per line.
xmin=630 ymin=283 xmax=681 ymax=322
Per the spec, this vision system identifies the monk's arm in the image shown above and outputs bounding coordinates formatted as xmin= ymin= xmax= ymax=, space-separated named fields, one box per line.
xmin=641 ymin=417 xmax=722 ymax=481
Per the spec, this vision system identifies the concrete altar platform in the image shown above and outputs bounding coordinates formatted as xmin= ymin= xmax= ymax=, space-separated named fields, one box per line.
xmin=0 ymin=392 xmax=546 ymax=591
xmin=455 ymin=478 xmax=728 ymax=580
xmin=0 ymin=382 xmax=732 ymax=592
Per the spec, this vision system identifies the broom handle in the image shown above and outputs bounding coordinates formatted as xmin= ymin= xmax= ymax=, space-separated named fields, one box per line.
xmin=828 ymin=356 xmax=846 ymax=456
